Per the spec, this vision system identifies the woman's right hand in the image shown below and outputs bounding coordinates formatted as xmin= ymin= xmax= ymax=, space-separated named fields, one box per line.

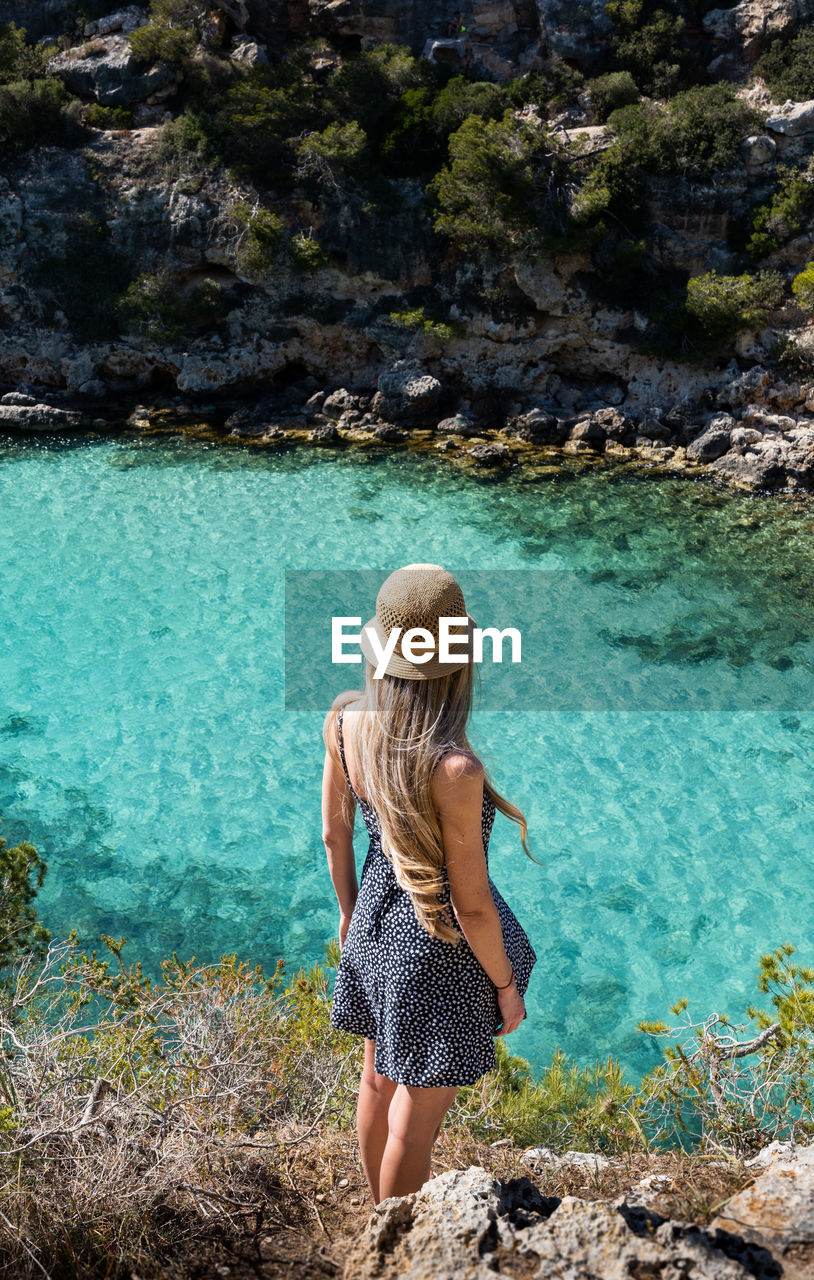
xmin=496 ymin=980 xmax=525 ymax=1036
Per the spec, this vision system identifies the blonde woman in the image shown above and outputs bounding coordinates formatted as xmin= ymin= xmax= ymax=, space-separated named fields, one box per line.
xmin=321 ymin=565 xmax=537 ymax=1205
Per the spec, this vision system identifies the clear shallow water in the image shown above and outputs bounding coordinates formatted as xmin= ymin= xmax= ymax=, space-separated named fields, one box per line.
xmin=1 ymin=433 xmax=814 ymax=1084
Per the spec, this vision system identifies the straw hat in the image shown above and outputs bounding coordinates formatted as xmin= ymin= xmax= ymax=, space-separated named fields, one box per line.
xmin=359 ymin=564 xmax=476 ymax=681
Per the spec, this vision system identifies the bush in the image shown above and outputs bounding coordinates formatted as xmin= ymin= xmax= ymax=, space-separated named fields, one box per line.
xmin=289 ymin=230 xmax=327 ymax=271
xmin=0 ymin=77 xmax=87 ymax=147
xmin=0 ymin=21 xmax=56 ymax=83
xmin=228 ymin=199 xmax=286 ymax=276
xmin=791 ymin=262 xmax=814 ymax=312
xmin=605 ymin=0 xmax=693 ymax=98
xmin=430 ymin=110 xmax=550 ymax=252
xmin=83 ymin=102 xmax=133 ymax=130
xmin=685 ymin=268 xmax=785 ymax=338
xmin=155 ymin=107 xmax=219 ymax=174
xmin=212 ymin=65 xmax=313 ymax=183
xmin=634 ymin=945 xmax=814 ymax=1155
xmin=117 ymin=270 xmax=225 ymax=341
xmin=326 ymin=44 xmax=431 ymax=136
xmin=389 ymin=306 xmax=455 ymax=338
xmin=576 ymin=84 xmax=761 ymax=223
xmin=756 ymin=26 xmax=814 ymax=102
xmin=588 ymin=70 xmax=639 ymax=122
xmin=128 ymin=0 xmax=199 ymax=65
xmin=748 ymin=163 xmax=814 ymax=260
xmin=296 ymin=121 xmax=367 ymax=190
xmin=0 ymin=824 xmax=49 ymax=982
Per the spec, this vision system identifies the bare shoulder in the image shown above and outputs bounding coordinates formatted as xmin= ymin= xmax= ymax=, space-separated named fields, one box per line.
xmin=431 ymin=748 xmax=484 ymax=807
xmin=322 ymin=690 xmax=364 ymax=759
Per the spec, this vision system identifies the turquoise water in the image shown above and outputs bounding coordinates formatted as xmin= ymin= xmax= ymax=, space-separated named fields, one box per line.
xmin=1 ymin=432 xmax=814 ymax=1084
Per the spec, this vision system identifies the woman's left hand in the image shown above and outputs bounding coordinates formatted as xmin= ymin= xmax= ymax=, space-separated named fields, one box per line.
xmin=339 ymin=912 xmax=354 ymax=949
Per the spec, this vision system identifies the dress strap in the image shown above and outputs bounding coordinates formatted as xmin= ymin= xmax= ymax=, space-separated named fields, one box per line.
xmin=336 ymin=706 xmax=357 ymax=798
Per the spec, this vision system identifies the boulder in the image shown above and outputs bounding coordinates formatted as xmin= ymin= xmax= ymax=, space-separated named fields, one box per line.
xmin=708 ymin=441 xmax=787 ymax=488
xmin=687 ymin=419 xmax=734 ymax=460
xmin=48 ymin=34 xmax=177 ymax=106
xmin=468 ymin=442 xmax=511 ymax=466
xmin=371 ymin=422 xmax=408 ymax=442
xmin=373 ymin=362 xmax=442 ymax=423
xmin=436 ymin=414 xmax=479 ymax=436
xmin=309 ymin=422 xmax=339 ymax=442
xmin=765 ymin=100 xmax=814 ymax=136
xmin=0 ymin=402 xmax=85 ymax=432
xmin=504 ymin=408 xmax=565 ymax=444
xmin=322 ymin=388 xmax=356 ymax=419
xmin=230 ymin=36 xmax=269 ymax=64
xmin=740 ymin=135 xmax=777 ymax=169
xmin=568 ymin=416 xmax=606 ymax=449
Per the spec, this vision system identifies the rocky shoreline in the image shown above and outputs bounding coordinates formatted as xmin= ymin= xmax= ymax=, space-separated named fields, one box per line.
xmin=4 ymin=358 xmax=814 ymax=497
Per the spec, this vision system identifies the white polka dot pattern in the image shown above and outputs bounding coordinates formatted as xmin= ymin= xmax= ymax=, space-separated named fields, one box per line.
xmin=330 ymin=707 xmax=537 ymax=1087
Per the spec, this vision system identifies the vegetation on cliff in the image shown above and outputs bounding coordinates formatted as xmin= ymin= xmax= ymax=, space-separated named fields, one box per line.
xmin=6 ymin=0 xmax=814 ymax=368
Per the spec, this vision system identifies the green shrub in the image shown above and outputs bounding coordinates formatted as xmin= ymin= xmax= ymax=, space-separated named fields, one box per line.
xmin=748 ymin=164 xmax=814 ymax=260
xmin=0 ymin=21 xmax=56 ymax=83
xmin=389 ymin=306 xmax=455 ymax=338
xmin=756 ymin=26 xmax=814 ymax=102
xmin=791 ymin=262 xmax=814 ymax=312
xmin=605 ymin=0 xmax=692 ymax=98
xmin=117 ymin=270 xmax=225 ymax=341
xmin=155 ymin=107 xmax=219 ymax=174
xmin=0 ymin=78 xmax=87 ymax=147
xmin=685 ymin=268 xmax=785 ymax=338
xmin=633 ymin=945 xmax=814 ymax=1155
xmin=430 ymin=110 xmax=549 ymax=252
xmin=296 ymin=121 xmax=367 ymax=190
xmin=503 ymin=58 xmax=584 ymax=112
xmin=588 ymin=70 xmax=639 ymax=122
xmin=83 ymin=101 xmax=133 ymax=130
xmin=576 ymin=84 xmax=761 ymax=223
xmin=229 ymin=199 xmax=286 ymax=276
xmin=327 ymin=44 xmax=431 ymax=136
xmin=0 ymin=823 xmax=50 ymax=982
xmin=128 ymin=0 xmax=199 ymax=65
xmin=289 ymin=230 xmax=327 ymax=271
xmin=212 ymin=65 xmax=313 ymax=182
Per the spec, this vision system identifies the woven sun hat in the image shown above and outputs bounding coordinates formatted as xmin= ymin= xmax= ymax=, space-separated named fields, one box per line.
xmin=360 ymin=563 xmax=477 ymax=681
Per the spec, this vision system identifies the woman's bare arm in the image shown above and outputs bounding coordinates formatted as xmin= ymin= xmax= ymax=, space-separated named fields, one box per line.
xmin=433 ymin=752 xmax=525 ymax=1034
xmin=321 ymin=709 xmax=358 ymax=942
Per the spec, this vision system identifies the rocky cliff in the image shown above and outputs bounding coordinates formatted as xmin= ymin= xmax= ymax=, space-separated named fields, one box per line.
xmin=4 ymin=0 xmax=814 ymax=492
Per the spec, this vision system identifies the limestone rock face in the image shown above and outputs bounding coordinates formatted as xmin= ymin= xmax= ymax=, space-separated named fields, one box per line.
xmin=0 ymin=0 xmax=77 ymax=40
xmin=535 ymin=0 xmax=612 ymax=63
xmin=703 ymin=0 xmax=814 ymax=62
xmin=343 ymin=1165 xmax=782 ymax=1280
xmin=711 ymin=1142 xmax=814 ymax=1280
xmin=48 ymin=34 xmax=177 ymax=106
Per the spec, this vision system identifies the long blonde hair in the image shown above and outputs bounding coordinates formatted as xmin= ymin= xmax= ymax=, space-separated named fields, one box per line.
xmin=324 ymin=660 xmax=535 ymax=945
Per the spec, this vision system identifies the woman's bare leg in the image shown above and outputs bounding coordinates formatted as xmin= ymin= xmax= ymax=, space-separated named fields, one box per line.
xmin=378 ymin=1082 xmax=458 ymax=1201
xmin=356 ymin=1038 xmax=397 ymax=1204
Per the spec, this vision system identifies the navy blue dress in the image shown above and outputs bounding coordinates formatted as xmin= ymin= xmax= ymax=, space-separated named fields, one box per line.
xmin=330 ymin=706 xmax=537 ymax=1087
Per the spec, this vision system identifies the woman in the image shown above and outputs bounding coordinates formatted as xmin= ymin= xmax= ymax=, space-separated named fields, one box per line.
xmin=321 ymin=564 xmax=537 ymax=1205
